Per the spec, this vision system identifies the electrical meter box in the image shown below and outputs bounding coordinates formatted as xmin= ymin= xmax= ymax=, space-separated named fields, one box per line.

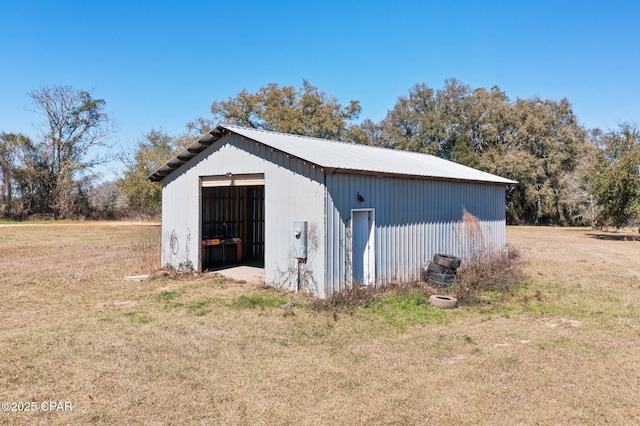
xmin=293 ymin=221 xmax=308 ymax=260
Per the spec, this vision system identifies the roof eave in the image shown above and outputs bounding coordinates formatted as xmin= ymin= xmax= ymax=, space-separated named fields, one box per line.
xmin=325 ymin=167 xmax=517 ymax=185
xmin=148 ymin=126 xmax=227 ymax=182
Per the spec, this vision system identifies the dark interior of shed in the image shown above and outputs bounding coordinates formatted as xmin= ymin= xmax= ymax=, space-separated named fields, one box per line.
xmin=201 ymin=186 xmax=264 ymax=270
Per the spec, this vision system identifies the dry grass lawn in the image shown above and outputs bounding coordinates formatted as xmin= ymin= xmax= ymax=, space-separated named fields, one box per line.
xmin=1 ymin=223 xmax=640 ymax=425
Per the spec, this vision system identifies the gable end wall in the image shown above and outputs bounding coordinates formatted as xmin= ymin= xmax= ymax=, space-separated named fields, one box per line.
xmin=161 ymin=133 xmax=327 ymax=296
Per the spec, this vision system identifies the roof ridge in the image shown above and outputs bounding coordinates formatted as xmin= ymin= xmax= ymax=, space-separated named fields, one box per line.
xmin=221 ymin=123 xmax=355 ymax=144
xmin=220 ymin=123 xmax=412 ymax=154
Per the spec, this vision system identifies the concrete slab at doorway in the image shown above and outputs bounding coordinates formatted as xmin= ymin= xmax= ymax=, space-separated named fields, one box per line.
xmin=208 ymin=265 xmax=265 ymax=284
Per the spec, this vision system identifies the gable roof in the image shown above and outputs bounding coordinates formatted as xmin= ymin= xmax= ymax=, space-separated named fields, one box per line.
xmin=148 ymin=124 xmax=517 ymax=184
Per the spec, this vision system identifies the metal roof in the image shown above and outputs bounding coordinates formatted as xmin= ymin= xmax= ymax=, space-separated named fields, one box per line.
xmin=149 ymin=124 xmax=517 ymax=184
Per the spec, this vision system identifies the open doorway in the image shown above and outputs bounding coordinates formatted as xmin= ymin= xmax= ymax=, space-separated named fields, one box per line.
xmin=201 ymin=175 xmax=264 ymax=271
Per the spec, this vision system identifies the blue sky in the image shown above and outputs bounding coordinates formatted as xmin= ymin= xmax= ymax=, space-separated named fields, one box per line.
xmin=1 ymin=0 xmax=639 ymax=179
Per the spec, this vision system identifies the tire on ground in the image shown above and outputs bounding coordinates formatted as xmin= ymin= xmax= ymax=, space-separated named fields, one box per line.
xmin=427 ymin=271 xmax=456 ymax=283
xmin=427 ymin=262 xmax=454 ymax=274
xmin=433 ymin=254 xmax=462 ymax=269
xmin=429 ymin=294 xmax=458 ymax=309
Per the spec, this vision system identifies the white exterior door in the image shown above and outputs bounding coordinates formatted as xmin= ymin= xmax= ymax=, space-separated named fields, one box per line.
xmin=352 ymin=209 xmax=375 ymax=285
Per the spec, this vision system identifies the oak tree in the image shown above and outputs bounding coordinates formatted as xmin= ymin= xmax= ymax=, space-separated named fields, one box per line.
xmin=589 ymin=123 xmax=640 ymax=228
xmin=210 ymin=80 xmax=361 ymax=140
xmin=380 ymin=79 xmax=588 ymax=224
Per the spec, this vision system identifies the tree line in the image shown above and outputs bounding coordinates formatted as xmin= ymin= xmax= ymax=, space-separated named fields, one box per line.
xmin=1 ymin=80 xmax=639 ymax=227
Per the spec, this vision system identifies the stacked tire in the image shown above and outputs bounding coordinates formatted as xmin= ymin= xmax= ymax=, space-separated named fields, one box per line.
xmin=425 ymin=254 xmax=461 ymax=288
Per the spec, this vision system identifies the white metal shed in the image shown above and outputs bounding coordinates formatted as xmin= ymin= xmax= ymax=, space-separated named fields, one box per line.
xmin=150 ymin=124 xmax=516 ymax=298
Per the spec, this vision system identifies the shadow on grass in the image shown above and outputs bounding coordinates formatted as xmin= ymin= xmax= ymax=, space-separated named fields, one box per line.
xmin=586 ymin=233 xmax=640 ymax=242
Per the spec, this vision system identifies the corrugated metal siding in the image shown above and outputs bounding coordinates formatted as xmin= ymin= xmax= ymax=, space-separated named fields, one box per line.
xmin=261 ymin=145 xmax=326 ymax=296
xmin=325 ymin=173 xmax=506 ymax=296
